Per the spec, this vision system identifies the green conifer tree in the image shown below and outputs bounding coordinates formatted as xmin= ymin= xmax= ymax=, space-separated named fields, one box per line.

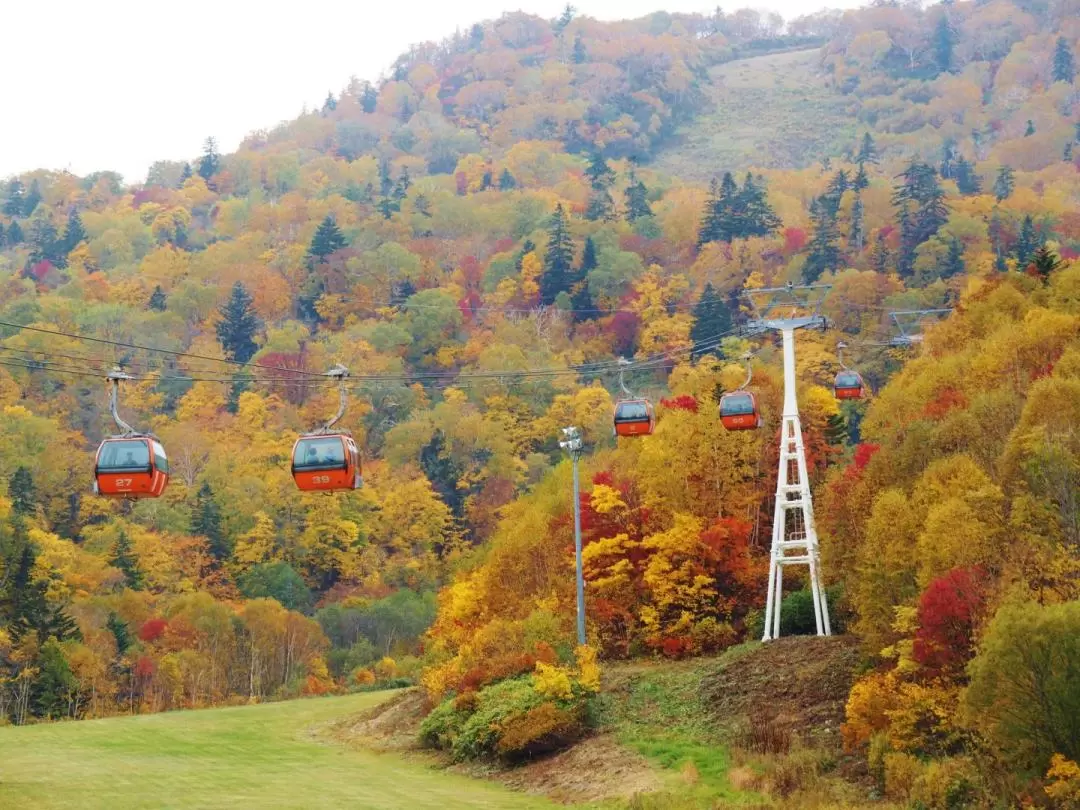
xmin=933 ymin=12 xmax=955 ymax=74
xmin=943 ymin=237 xmax=965 ymax=279
xmin=61 ymin=210 xmax=86 ymax=253
xmin=3 ymin=179 xmax=24 ymax=216
xmin=109 ymin=531 xmax=144 ymax=590
xmin=22 ymin=180 xmax=42 ymax=217
xmin=856 ymin=132 xmax=878 ymax=165
xmin=994 ymin=165 xmax=1015 ymax=202
xmin=106 ymin=612 xmax=131 ymax=655
xmin=1014 ymin=215 xmax=1038 ymax=267
xmin=1030 ymin=245 xmax=1062 ymax=281
xmin=148 ymin=285 xmax=167 ymax=312
xmin=197 ymin=137 xmax=221 ymax=181
xmin=540 ymin=203 xmax=574 ymax=305
xmin=307 ymin=215 xmax=347 ymax=265
xmin=192 ymin=482 xmax=229 ymax=560
xmin=1053 ymin=36 xmax=1076 ymax=84
xmin=8 ymin=467 xmax=35 ymax=516
xmin=690 ymin=282 xmax=732 ymax=359
xmin=804 ymin=196 xmax=842 ymax=283
xmin=498 ymin=168 xmax=517 ymax=190
xmin=215 ymin=282 xmax=261 ymax=363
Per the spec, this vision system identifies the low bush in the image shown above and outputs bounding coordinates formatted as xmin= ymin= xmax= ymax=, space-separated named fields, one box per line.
xmin=419 ymin=648 xmax=599 ymax=762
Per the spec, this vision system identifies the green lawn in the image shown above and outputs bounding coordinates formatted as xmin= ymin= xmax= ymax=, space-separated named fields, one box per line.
xmin=0 ymin=693 xmax=554 ymax=810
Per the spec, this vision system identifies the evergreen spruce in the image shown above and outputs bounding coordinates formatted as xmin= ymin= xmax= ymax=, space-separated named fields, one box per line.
xmin=853 ymin=163 xmax=870 ymax=192
xmin=933 ymin=12 xmax=955 ymax=74
xmin=6 ymin=220 xmax=23 ymax=244
xmin=849 ymin=194 xmax=865 ymax=252
xmin=22 ymin=180 xmax=42 ymax=217
xmin=995 ymin=249 xmax=1008 ymax=273
xmin=9 ymin=467 xmax=36 ymax=516
xmin=624 ymin=178 xmax=652 ymax=221
xmin=585 ymin=188 xmax=615 ymax=221
xmin=61 ymin=210 xmax=86 ymax=253
xmin=892 ymin=161 xmax=948 ymax=278
xmin=0 ymin=222 xmax=5 ymax=246
xmin=739 ymin=173 xmax=782 ymax=237
xmin=824 ymin=412 xmax=848 ymax=447
xmin=1065 ymin=142 xmax=1074 ymax=162
xmin=31 ymin=639 xmax=78 ymax=720
xmin=394 ymin=167 xmax=411 ymax=200
xmin=361 ymin=83 xmax=378 ymax=113
xmin=109 ymin=531 xmax=144 ymax=590
xmin=192 ymin=482 xmax=229 ymax=560
xmin=540 ymin=204 xmax=575 ymax=305
xmin=148 ymin=285 xmax=168 ymax=312
xmin=569 ymin=235 xmax=598 ymax=321
xmin=322 ymin=91 xmax=337 ymax=113
xmin=215 ymin=282 xmax=261 ymax=363
xmin=498 ymin=168 xmax=517 ymax=190
xmin=1014 ymin=215 xmax=1038 ymax=267
xmin=584 ymin=152 xmax=615 ymax=189
xmin=954 ymin=157 xmax=982 ymax=195
xmin=28 ymin=218 xmax=63 ymax=268
xmin=307 ymin=215 xmax=347 ymax=265
xmin=1030 ymin=245 xmax=1062 ymax=280
xmin=1024 ymin=119 xmax=1035 ymax=137
xmin=572 ymin=33 xmax=587 ymax=64
xmin=179 ymin=163 xmax=193 ymax=184
xmin=804 ymin=196 xmax=842 ymax=283
xmin=994 ymin=165 xmax=1015 ymax=202
xmin=226 ymin=371 xmax=254 ymax=414
xmin=3 ymin=179 xmax=24 ymax=216
xmin=870 ymin=231 xmax=893 ymax=274
xmin=197 ymin=137 xmax=221 ymax=182
xmin=1053 ymin=36 xmax=1076 ymax=84
xmin=690 ymin=283 xmax=732 ymax=359
xmin=106 ymin=612 xmax=131 ymax=655
xmin=943 ymin=237 xmax=966 ymax=279
xmin=856 ymin=132 xmax=878 ymax=165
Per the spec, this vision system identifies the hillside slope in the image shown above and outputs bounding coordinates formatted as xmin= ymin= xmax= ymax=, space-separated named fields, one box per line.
xmin=652 ymin=48 xmax=859 ymax=179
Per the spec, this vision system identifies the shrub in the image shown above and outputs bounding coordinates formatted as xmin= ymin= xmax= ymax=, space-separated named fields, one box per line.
xmin=419 ymin=695 xmax=472 ymax=751
xmin=908 ymin=757 xmax=980 ymax=810
xmin=351 ymin=667 xmax=376 ymax=686
xmin=964 ymin=600 xmax=1080 ymax=774
xmin=452 ymin=677 xmax=543 ymax=761
xmin=883 ymin=751 xmax=922 ymax=801
xmin=739 ymin=705 xmax=792 ymax=755
xmin=496 ymin=702 xmax=586 ymax=761
xmin=1045 ymin=754 xmax=1080 ymax=808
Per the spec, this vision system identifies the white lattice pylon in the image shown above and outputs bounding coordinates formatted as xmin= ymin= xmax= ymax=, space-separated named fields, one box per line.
xmin=762 ymin=328 xmax=832 ymax=641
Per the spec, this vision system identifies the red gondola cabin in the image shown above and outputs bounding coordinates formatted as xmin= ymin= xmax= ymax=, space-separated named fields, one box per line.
xmin=94 ymin=437 xmax=170 ymax=498
xmin=719 ymin=392 xmax=762 ymax=431
xmin=291 ymin=434 xmax=362 ymax=492
xmin=613 ymin=399 xmax=655 ymax=437
xmin=834 ymin=370 xmax=865 ymax=400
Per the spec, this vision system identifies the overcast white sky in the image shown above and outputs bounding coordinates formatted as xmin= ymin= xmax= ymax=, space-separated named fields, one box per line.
xmin=0 ymin=0 xmax=866 ymax=183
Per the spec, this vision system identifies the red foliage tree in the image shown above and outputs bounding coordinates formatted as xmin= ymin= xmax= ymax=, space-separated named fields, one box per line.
xmin=912 ymin=566 xmax=990 ymax=680
xmin=783 ymin=227 xmax=808 ymax=253
xmin=138 ymin=617 xmax=168 ymax=643
xmin=853 ymin=443 xmax=881 ymax=471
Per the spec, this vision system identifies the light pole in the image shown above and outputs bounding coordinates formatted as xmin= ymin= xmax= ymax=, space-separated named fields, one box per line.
xmin=559 ymin=426 xmax=586 ymax=647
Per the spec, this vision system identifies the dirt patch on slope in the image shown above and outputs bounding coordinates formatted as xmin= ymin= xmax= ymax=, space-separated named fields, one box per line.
xmin=701 ymin=635 xmax=862 ymax=750
xmin=326 ymin=688 xmax=665 ymax=805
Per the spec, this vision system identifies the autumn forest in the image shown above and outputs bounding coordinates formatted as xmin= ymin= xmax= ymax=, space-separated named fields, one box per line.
xmin=2 ymin=0 xmax=1080 ymax=807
